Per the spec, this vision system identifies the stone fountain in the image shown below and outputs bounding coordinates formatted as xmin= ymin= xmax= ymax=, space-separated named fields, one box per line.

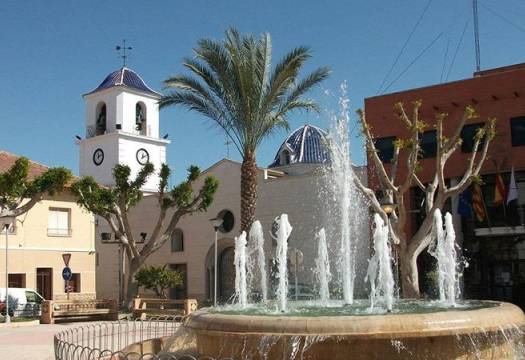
xmin=162 ymin=87 xmax=525 ymax=359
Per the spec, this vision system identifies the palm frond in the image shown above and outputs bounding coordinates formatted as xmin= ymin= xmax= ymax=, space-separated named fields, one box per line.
xmin=159 ymin=28 xmax=329 ymax=157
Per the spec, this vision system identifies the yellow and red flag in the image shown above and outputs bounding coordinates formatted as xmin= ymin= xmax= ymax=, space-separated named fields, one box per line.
xmin=494 ymin=173 xmax=506 ymax=205
xmin=472 ymin=183 xmax=486 ymax=222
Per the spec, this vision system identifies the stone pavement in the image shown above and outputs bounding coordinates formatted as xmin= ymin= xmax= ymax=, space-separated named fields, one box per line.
xmin=0 ymin=321 xmax=90 ymax=360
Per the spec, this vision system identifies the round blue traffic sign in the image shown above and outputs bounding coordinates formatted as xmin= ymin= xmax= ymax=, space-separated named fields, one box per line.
xmin=62 ymin=267 xmax=72 ymax=281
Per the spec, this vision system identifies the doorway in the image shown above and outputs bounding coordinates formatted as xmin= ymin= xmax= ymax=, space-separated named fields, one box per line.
xmin=219 ymin=247 xmax=235 ymax=302
xmin=36 ymin=268 xmax=53 ymax=300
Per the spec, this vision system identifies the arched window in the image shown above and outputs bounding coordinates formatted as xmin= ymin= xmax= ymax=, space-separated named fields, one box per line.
xmin=95 ymin=103 xmax=107 ymax=136
xmin=171 ymin=228 xmax=184 ymax=252
xmin=280 ymin=150 xmax=291 ymax=165
xmin=217 ymin=210 xmax=235 ymax=233
xmin=135 ymin=102 xmax=147 ymax=135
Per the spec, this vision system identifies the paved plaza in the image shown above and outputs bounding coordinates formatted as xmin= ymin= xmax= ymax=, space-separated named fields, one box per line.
xmin=0 ymin=322 xmax=89 ymax=360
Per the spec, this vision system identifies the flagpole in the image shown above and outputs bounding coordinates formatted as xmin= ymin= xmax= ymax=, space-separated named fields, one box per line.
xmin=479 ymin=185 xmax=492 ymax=228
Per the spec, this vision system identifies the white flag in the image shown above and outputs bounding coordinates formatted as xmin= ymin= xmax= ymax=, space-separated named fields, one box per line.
xmin=507 ymin=166 xmax=518 ymax=204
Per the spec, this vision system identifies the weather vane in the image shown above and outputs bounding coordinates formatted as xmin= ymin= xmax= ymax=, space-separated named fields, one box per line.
xmin=116 ymin=39 xmax=132 ymax=67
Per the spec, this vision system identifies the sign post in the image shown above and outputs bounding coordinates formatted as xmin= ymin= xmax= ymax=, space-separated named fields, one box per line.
xmin=62 ymin=254 xmax=72 ymax=300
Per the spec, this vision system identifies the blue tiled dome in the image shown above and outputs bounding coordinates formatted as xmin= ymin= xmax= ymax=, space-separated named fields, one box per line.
xmin=269 ymin=125 xmax=330 ymax=168
xmin=86 ymin=67 xmax=160 ymax=97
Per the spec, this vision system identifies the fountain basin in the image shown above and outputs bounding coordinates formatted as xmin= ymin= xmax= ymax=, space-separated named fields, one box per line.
xmin=182 ymin=301 xmax=525 ymax=359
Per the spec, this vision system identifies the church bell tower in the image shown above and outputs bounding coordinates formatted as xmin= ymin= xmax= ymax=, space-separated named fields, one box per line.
xmin=78 ymin=67 xmax=170 ymax=192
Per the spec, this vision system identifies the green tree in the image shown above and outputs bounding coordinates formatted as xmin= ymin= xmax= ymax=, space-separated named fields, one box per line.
xmin=135 ymin=265 xmax=183 ymax=299
xmin=159 ymin=27 xmax=329 ymax=231
xmin=0 ymin=157 xmax=72 ymax=218
xmin=72 ymin=163 xmax=218 ymax=303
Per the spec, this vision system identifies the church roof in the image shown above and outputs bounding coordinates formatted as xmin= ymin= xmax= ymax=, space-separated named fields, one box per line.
xmin=85 ymin=67 xmax=161 ymax=97
xmin=269 ymin=125 xmax=330 ymax=168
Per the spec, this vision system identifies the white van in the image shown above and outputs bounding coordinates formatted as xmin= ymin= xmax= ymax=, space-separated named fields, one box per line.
xmin=0 ymin=288 xmax=45 ymax=317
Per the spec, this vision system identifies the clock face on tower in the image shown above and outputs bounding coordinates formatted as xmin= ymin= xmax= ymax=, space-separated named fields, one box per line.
xmin=93 ymin=148 xmax=104 ymax=166
xmin=136 ymin=148 xmax=150 ymax=165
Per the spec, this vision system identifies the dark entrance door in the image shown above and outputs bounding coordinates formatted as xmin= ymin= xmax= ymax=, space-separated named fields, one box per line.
xmin=219 ymin=247 xmax=235 ymax=302
xmin=36 ymin=268 xmax=53 ymax=300
xmin=169 ymin=264 xmax=187 ymax=299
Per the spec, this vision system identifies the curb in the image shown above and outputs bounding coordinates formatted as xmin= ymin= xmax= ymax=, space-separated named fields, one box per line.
xmin=0 ymin=319 xmax=40 ymax=328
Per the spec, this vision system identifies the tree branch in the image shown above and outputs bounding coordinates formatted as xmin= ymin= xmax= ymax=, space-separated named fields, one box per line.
xmin=357 ymin=109 xmax=398 ymax=193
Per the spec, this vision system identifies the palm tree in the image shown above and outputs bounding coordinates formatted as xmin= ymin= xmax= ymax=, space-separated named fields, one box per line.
xmin=160 ymin=28 xmax=330 ymax=232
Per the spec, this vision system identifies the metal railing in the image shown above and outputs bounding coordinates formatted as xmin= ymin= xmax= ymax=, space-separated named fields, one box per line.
xmin=54 ymin=315 xmax=227 ymax=360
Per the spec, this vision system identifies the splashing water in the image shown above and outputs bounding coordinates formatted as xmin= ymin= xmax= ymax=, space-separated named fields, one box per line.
xmin=430 ymin=209 xmax=459 ymax=306
xmin=272 ymin=214 xmax=293 ymax=312
xmin=315 ymin=228 xmax=332 ymax=305
xmin=323 ymin=81 xmax=363 ymax=304
xmin=234 ymin=231 xmax=248 ymax=308
xmin=365 ymin=214 xmax=394 ymax=311
xmin=247 ymin=220 xmax=268 ymax=301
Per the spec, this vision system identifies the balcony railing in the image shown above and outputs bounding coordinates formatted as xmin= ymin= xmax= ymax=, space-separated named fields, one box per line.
xmin=47 ymin=228 xmax=72 ymax=237
xmin=86 ymin=124 xmax=152 ymax=138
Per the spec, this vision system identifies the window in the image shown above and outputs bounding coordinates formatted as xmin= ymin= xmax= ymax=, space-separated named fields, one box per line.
xmin=169 ymin=264 xmax=187 ymax=299
xmin=511 ymin=116 xmax=525 ymax=146
xmin=65 ymin=273 xmax=81 ymax=293
xmin=101 ymin=232 xmax=112 ymax=242
xmin=420 ymin=130 xmax=437 ymax=158
xmin=48 ymin=208 xmax=71 ymax=236
xmin=8 ymin=274 xmax=25 ymax=288
xmin=136 ymin=102 xmax=147 ymax=135
xmin=171 ymin=229 xmax=184 ymax=252
xmin=375 ymin=137 xmax=395 ymax=163
xmin=25 ymin=291 xmax=42 ymax=304
xmin=218 ymin=210 xmax=235 ymax=233
xmin=461 ymin=123 xmax=485 ymax=153
xmin=96 ymin=103 xmax=107 ymax=135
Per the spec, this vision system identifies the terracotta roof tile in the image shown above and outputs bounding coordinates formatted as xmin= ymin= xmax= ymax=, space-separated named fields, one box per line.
xmin=0 ymin=150 xmax=76 ymax=185
xmin=0 ymin=150 xmax=50 ymax=180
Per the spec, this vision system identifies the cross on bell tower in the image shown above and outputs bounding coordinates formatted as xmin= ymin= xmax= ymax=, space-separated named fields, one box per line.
xmin=116 ymin=40 xmax=133 ymax=67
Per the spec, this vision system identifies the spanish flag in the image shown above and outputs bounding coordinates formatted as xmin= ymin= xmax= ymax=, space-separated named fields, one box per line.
xmin=494 ymin=173 xmax=506 ymax=205
xmin=472 ymin=183 xmax=486 ymax=222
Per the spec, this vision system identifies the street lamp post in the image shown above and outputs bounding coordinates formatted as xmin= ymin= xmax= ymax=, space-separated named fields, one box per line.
xmin=209 ymin=217 xmax=223 ymax=307
xmin=1 ymin=211 xmax=15 ymax=324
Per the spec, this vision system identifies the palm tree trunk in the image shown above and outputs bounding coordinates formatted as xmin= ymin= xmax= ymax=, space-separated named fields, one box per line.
xmin=241 ymin=151 xmax=258 ymax=232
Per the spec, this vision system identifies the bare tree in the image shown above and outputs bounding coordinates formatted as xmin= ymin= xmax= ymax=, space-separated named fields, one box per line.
xmin=72 ymin=163 xmax=219 ymax=303
xmin=354 ymin=101 xmax=495 ymax=298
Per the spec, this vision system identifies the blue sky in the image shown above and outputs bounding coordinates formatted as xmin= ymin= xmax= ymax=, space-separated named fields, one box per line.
xmin=1 ymin=0 xmax=524 ymax=182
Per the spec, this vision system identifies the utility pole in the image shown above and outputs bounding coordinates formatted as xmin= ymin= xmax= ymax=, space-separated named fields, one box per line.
xmin=472 ymin=0 xmax=481 ymax=72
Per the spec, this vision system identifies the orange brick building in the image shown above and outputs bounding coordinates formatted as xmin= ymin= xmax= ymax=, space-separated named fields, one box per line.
xmin=365 ymin=63 xmax=525 ymax=306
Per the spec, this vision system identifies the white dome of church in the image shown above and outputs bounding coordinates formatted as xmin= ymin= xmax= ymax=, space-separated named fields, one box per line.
xmin=269 ymin=124 xmax=330 ymax=168
xmin=86 ymin=67 xmax=160 ymax=97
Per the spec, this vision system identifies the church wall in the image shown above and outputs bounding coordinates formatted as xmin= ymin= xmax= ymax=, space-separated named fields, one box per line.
xmin=95 ymin=160 xmax=371 ymax=304
xmin=256 ymin=169 xmax=370 ymax=298
xmin=95 ymin=160 xmax=243 ymax=302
